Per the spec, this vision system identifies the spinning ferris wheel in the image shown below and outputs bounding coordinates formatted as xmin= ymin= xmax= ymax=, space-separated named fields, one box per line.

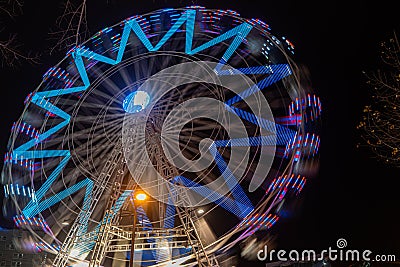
xmin=1 ymin=6 xmax=321 ymax=267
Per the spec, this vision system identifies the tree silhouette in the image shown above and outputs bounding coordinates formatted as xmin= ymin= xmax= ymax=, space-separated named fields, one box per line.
xmin=0 ymin=0 xmax=39 ymax=67
xmin=49 ymin=0 xmax=89 ymax=54
xmin=357 ymin=32 xmax=400 ymax=166
xmin=0 ymin=0 xmax=89 ymax=67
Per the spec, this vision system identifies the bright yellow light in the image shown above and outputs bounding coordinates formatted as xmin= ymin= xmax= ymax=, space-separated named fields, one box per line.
xmin=135 ymin=192 xmax=147 ymax=201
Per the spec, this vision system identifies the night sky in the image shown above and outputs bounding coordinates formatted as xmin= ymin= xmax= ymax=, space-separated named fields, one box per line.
xmin=1 ymin=0 xmax=399 ymax=265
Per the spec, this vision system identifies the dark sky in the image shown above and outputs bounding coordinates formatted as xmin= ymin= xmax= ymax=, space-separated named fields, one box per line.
xmin=1 ymin=0 xmax=399 ymax=265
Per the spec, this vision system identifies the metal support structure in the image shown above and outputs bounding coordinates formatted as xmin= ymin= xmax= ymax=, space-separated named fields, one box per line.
xmin=129 ymin=201 xmax=137 ymax=267
xmin=53 ymin=116 xmax=220 ymax=266
xmin=149 ymin=138 xmax=220 ymax=267
xmin=88 ymin=150 xmax=127 ymax=267
xmin=53 ymin=141 xmax=125 ymax=267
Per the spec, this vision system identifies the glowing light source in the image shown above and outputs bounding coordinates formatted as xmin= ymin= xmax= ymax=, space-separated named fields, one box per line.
xmin=123 ymin=91 xmax=150 ymax=113
xmin=61 ymin=221 xmax=69 ymax=226
xmin=135 ymin=192 xmax=147 ymax=201
xmin=197 ymin=208 xmax=204 ymax=214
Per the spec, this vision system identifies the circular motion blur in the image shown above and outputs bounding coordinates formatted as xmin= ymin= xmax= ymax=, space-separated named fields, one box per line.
xmin=1 ymin=6 xmax=321 ymax=267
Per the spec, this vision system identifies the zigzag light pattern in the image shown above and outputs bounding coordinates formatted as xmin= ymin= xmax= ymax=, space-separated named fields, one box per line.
xmin=12 ymin=8 xmax=295 ymax=237
xmin=172 ymin=175 xmax=253 ymax=219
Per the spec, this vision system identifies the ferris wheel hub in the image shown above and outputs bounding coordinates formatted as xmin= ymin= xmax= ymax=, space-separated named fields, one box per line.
xmin=123 ymin=90 xmax=151 ymax=113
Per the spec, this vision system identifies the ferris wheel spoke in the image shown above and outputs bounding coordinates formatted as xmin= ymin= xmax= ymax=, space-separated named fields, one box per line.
xmin=178 ymin=124 xmax=222 ymax=133
xmin=70 ymin=114 xmax=126 ymax=126
xmin=72 ymin=117 xmax=124 ymax=134
xmin=163 ymin=117 xmax=221 ymax=133
xmin=89 ymin=67 xmax=128 ymax=98
xmin=117 ymin=59 xmax=136 ymax=88
xmin=47 ymin=122 xmax=121 ymax=148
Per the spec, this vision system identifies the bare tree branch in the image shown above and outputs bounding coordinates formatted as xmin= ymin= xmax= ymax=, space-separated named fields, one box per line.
xmin=0 ymin=0 xmax=23 ymax=18
xmin=49 ymin=0 xmax=89 ymax=54
xmin=0 ymin=0 xmax=40 ymax=68
xmin=357 ymin=31 xmax=400 ymax=166
xmin=0 ymin=34 xmax=40 ymax=67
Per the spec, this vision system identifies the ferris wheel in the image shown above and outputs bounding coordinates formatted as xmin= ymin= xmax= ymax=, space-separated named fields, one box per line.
xmin=1 ymin=6 xmax=321 ymax=267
